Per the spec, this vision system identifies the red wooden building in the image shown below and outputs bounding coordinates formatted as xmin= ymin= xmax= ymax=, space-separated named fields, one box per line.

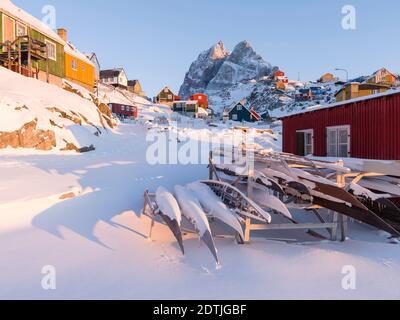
xmin=108 ymin=103 xmax=138 ymax=119
xmin=280 ymin=91 xmax=400 ymax=160
xmin=190 ymin=93 xmax=209 ymax=109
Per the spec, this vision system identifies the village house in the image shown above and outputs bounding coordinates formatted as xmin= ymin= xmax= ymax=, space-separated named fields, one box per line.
xmin=367 ymin=68 xmax=399 ymax=87
xmin=273 ymin=70 xmax=289 ymax=90
xmin=108 ymin=103 xmax=138 ymax=120
xmin=280 ymin=90 xmax=400 ymax=160
xmin=335 ymin=82 xmax=389 ymax=102
xmin=223 ymin=101 xmax=261 ymax=123
xmin=0 ymin=0 xmax=66 ymax=87
xmin=172 ymin=100 xmax=200 ymax=118
xmin=84 ymin=52 xmax=101 ymax=81
xmin=189 ymin=93 xmax=209 ymax=109
xmin=58 ymin=29 xmax=96 ymax=92
xmin=100 ymin=68 xmax=128 ymax=89
xmin=127 ymin=80 xmax=146 ymax=97
xmin=0 ymin=1 xmax=96 ymax=92
xmin=319 ymin=73 xmax=338 ymax=83
xmin=295 ymin=88 xmax=313 ymax=102
xmin=155 ymin=86 xmax=176 ymax=106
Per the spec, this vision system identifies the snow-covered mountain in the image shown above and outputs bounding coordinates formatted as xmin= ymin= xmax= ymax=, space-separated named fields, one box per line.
xmin=179 ymin=41 xmax=340 ymax=116
xmin=178 ymin=41 xmax=230 ymax=99
xmin=179 ymin=41 xmax=276 ymax=98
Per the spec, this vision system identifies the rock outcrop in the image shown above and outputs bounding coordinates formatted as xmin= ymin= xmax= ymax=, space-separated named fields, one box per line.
xmin=0 ymin=119 xmax=56 ymax=151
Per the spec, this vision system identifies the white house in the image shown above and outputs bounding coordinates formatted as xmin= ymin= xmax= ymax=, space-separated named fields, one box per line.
xmin=99 ymin=68 xmax=128 ymax=89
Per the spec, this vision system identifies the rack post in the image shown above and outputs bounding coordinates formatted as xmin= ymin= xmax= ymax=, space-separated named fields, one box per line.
xmin=336 ymin=160 xmax=348 ymax=242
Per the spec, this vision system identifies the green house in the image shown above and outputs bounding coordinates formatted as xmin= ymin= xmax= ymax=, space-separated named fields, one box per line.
xmin=0 ymin=0 xmax=65 ymax=86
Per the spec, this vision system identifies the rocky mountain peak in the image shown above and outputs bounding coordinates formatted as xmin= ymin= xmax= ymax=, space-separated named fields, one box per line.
xmin=179 ymin=40 xmax=277 ymax=100
xmin=209 ymin=41 xmax=230 ymax=60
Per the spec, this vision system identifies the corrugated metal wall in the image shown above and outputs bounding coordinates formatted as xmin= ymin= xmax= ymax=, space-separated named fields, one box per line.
xmin=282 ymin=93 xmax=400 ymax=160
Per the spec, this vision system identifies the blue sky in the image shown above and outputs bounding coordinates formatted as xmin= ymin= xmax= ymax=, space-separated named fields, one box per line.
xmin=13 ymin=0 xmax=400 ymax=96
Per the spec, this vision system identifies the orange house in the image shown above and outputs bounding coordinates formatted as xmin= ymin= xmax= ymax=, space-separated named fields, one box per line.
xmin=58 ymin=28 xmax=95 ymax=92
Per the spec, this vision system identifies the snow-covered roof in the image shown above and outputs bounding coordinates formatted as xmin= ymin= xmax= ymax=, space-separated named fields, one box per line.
xmin=65 ymin=42 xmax=95 ymax=67
xmin=280 ymin=89 xmax=400 ymax=119
xmin=0 ymin=0 xmax=66 ymax=45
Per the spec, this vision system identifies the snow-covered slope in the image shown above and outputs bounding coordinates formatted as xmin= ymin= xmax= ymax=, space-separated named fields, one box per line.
xmin=0 ymin=68 xmax=113 ymax=152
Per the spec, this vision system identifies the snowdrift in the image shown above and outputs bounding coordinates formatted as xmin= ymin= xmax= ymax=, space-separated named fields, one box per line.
xmin=0 ymin=67 xmax=113 ymax=152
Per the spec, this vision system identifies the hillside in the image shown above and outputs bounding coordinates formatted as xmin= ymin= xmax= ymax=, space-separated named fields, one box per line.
xmin=0 ymin=68 xmax=159 ymax=152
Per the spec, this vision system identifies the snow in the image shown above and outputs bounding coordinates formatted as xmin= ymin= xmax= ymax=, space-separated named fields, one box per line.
xmin=1 ymin=123 xmax=400 ymax=299
xmin=64 ymin=42 xmax=95 ymax=67
xmin=261 ymin=194 xmax=293 ymax=220
xmin=1 ymin=62 xmax=400 ymax=299
xmin=155 ymin=187 xmax=182 ymax=225
xmin=0 ymin=68 xmax=108 ymax=149
xmin=187 ymin=182 xmax=245 ymax=240
xmin=174 ymin=185 xmax=211 ymax=236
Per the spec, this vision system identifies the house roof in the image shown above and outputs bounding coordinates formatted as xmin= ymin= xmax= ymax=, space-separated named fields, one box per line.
xmin=280 ymin=89 xmax=400 ymax=120
xmin=372 ymin=67 xmax=397 ymax=77
xmin=65 ymin=42 xmax=94 ymax=66
xmin=157 ymin=86 xmax=175 ymax=96
xmin=84 ymin=53 xmax=100 ymax=68
xmin=249 ymin=109 xmax=261 ymax=121
xmin=0 ymin=0 xmax=66 ymax=45
xmin=128 ymin=80 xmax=140 ymax=87
xmin=334 ymin=82 xmax=390 ymax=97
xmin=100 ymin=68 xmax=125 ymax=79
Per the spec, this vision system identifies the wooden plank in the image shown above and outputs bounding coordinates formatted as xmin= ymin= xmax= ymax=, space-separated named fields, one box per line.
xmin=248 ymin=223 xmax=336 ymax=231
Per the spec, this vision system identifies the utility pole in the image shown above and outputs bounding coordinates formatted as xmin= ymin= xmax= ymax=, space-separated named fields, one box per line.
xmin=335 ymin=68 xmax=349 ymax=82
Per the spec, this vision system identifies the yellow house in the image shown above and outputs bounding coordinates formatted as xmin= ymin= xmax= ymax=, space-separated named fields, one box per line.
xmin=57 ymin=28 xmax=95 ymax=92
xmin=366 ymin=68 xmax=398 ymax=87
xmin=335 ymin=82 xmax=389 ymax=102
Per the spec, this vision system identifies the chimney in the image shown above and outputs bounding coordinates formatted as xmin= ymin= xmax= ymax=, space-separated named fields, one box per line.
xmin=57 ymin=28 xmax=67 ymax=42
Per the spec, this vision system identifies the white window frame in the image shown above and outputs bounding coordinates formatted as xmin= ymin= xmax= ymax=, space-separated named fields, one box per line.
xmin=71 ymin=59 xmax=77 ymax=71
xmin=45 ymin=39 xmax=57 ymax=61
xmin=237 ymin=105 xmax=243 ymax=111
xmin=296 ymin=129 xmax=314 ymax=156
xmin=16 ymin=22 xmax=27 ymax=37
xmin=232 ymin=114 xmax=238 ymax=121
xmin=326 ymin=125 xmax=351 ymax=158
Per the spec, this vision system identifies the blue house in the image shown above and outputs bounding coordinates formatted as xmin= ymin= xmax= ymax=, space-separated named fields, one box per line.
xmin=224 ymin=101 xmax=261 ymax=123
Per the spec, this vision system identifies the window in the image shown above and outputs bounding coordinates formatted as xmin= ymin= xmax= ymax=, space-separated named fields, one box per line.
xmin=82 ymin=65 xmax=85 ymax=72
xmin=168 ymin=94 xmax=173 ymax=100
xmin=237 ymin=105 xmax=243 ymax=111
xmin=296 ymin=129 xmax=314 ymax=156
xmin=71 ymin=59 xmax=77 ymax=70
xmin=327 ymin=126 xmax=350 ymax=158
xmin=121 ymin=106 xmax=125 ymax=111
xmin=45 ymin=40 xmax=56 ymax=61
xmin=232 ymin=114 xmax=238 ymax=121
xmin=16 ymin=23 xmax=27 ymax=37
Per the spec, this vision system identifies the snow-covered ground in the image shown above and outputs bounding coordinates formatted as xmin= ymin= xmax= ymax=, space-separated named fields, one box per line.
xmin=1 ymin=122 xmax=400 ymax=300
